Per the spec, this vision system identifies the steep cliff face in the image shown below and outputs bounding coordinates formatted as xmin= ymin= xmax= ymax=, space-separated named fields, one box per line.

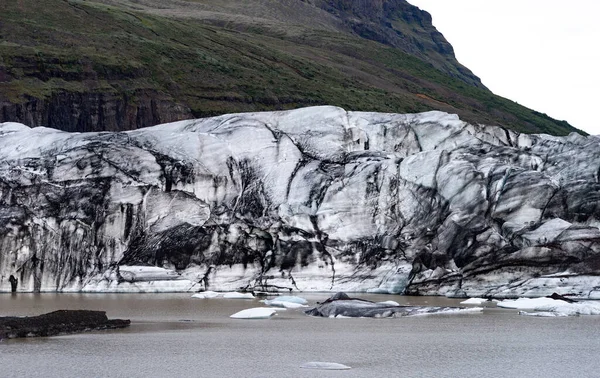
xmin=0 ymin=90 xmax=191 ymax=133
xmin=0 ymin=107 xmax=598 ymax=296
xmin=311 ymin=0 xmax=483 ymax=87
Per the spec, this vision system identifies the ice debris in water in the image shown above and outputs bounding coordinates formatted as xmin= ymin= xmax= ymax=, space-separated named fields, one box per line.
xmin=222 ymin=292 xmax=255 ymax=299
xmin=267 ymin=301 xmax=308 ymax=309
xmin=498 ymin=297 xmax=600 ymax=316
xmin=262 ymin=296 xmax=308 ymax=308
xmin=460 ymin=298 xmax=488 ymax=305
xmin=230 ymin=308 xmax=278 ymax=319
xmin=300 ymin=362 xmax=351 ymax=370
xmin=191 ymin=291 xmax=220 ymax=299
xmin=518 ymin=311 xmax=569 ymax=317
xmin=496 ymin=297 xmax=568 ymax=309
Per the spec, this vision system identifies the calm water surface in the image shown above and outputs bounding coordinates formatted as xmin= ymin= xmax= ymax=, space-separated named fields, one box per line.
xmin=1 ymin=293 xmax=600 ymax=378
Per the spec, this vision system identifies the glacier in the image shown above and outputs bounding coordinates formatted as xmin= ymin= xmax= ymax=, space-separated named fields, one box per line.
xmin=0 ymin=106 xmax=599 ymax=297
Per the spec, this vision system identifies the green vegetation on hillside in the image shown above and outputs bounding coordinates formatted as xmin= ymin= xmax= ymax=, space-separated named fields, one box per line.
xmin=0 ymin=0 xmax=581 ymax=135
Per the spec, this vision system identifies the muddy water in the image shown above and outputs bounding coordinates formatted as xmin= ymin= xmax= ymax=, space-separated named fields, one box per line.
xmin=1 ymin=293 xmax=600 ymax=377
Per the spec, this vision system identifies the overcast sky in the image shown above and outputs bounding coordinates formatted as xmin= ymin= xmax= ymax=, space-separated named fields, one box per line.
xmin=406 ymin=0 xmax=600 ymax=135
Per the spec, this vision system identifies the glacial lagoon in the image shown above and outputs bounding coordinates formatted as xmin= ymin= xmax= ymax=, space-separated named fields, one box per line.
xmin=2 ymin=293 xmax=600 ymax=377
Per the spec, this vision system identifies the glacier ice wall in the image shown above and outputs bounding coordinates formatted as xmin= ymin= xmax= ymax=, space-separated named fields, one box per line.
xmin=1 ymin=106 xmax=599 ymax=297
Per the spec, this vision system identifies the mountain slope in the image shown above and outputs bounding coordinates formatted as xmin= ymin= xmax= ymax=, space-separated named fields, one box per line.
xmin=0 ymin=0 xmax=580 ymax=135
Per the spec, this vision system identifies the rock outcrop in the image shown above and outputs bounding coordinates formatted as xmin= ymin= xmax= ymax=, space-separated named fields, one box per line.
xmin=0 ymin=106 xmax=598 ymax=297
xmin=310 ymin=0 xmax=484 ymax=87
xmin=1 ymin=90 xmax=192 ymax=133
xmin=0 ymin=310 xmax=130 ymax=339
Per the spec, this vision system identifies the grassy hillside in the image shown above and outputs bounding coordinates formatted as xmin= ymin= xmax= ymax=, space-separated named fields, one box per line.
xmin=0 ymin=0 xmax=581 ymax=135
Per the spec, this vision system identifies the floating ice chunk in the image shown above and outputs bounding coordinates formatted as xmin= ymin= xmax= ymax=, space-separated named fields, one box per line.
xmin=307 ymin=292 xmax=483 ymax=318
xmin=409 ymin=307 xmax=484 ymax=316
xmin=498 ymin=297 xmax=600 ymax=315
xmin=277 ymin=302 xmax=308 ymax=309
xmin=496 ymin=297 xmax=569 ymax=309
xmin=535 ymin=301 xmax=600 ymax=316
xmin=377 ymin=300 xmax=400 ymax=306
xmin=230 ymin=307 xmax=277 ymax=319
xmin=222 ymin=292 xmax=255 ymax=299
xmin=460 ymin=298 xmax=488 ymax=305
xmin=265 ymin=296 xmax=308 ymax=305
xmin=262 ymin=296 xmax=308 ymax=308
xmin=191 ymin=291 xmax=220 ymax=299
xmin=300 ymin=362 xmax=351 ymax=370
xmin=518 ymin=311 xmax=569 ymax=317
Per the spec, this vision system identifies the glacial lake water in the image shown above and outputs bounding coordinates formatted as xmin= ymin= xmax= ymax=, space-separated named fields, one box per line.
xmin=1 ymin=293 xmax=600 ymax=378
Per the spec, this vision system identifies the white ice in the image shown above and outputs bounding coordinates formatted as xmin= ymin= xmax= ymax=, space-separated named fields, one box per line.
xmin=230 ymin=307 xmax=278 ymax=319
xmin=460 ymin=298 xmax=488 ymax=305
xmin=300 ymin=362 xmax=351 ymax=370
xmin=273 ymin=302 xmax=308 ymax=309
xmin=222 ymin=292 xmax=255 ymax=299
xmin=377 ymin=300 xmax=400 ymax=306
xmin=496 ymin=297 xmax=569 ymax=309
xmin=191 ymin=291 xmax=220 ymax=299
xmin=518 ymin=311 xmax=569 ymax=317
xmin=535 ymin=302 xmax=600 ymax=316
xmin=262 ymin=296 xmax=308 ymax=307
xmin=498 ymin=297 xmax=600 ymax=316
xmin=409 ymin=307 xmax=484 ymax=316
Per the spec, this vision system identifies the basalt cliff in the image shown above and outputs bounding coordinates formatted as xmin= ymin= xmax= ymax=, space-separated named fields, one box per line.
xmin=1 ymin=107 xmax=598 ymax=297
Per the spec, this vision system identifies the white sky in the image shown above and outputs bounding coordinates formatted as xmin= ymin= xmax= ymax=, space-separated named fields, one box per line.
xmin=406 ymin=0 xmax=600 ymax=135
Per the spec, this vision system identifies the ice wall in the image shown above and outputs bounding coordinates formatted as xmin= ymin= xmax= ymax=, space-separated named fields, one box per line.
xmin=1 ymin=107 xmax=599 ymax=297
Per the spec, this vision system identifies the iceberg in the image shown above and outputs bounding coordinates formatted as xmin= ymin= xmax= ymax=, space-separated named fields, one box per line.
xmin=274 ymin=302 xmax=308 ymax=309
xmin=496 ymin=297 xmax=569 ymax=309
xmin=460 ymin=298 xmax=489 ymax=305
xmin=222 ymin=292 xmax=255 ymax=299
xmin=262 ymin=296 xmax=308 ymax=308
xmin=300 ymin=362 xmax=351 ymax=370
xmin=305 ymin=292 xmax=480 ymax=318
xmin=268 ymin=296 xmax=308 ymax=305
xmin=498 ymin=295 xmax=600 ymax=316
xmin=191 ymin=291 xmax=220 ymax=299
xmin=534 ymin=302 xmax=600 ymax=316
xmin=230 ymin=308 xmax=278 ymax=319
xmin=518 ymin=311 xmax=569 ymax=317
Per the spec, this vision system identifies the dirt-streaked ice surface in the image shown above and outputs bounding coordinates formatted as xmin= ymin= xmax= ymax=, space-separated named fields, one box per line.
xmin=1 ymin=106 xmax=599 ymax=297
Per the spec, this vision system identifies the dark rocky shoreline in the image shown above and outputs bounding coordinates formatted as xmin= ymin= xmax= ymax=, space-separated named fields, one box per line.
xmin=0 ymin=310 xmax=130 ymax=340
